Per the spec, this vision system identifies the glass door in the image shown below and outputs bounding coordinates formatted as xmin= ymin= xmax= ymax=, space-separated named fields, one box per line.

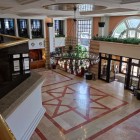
xmin=100 ymin=59 xmax=108 ymax=81
xmin=129 ymin=65 xmax=140 ymax=90
xmin=110 ymin=60 xmax=121 ymax=82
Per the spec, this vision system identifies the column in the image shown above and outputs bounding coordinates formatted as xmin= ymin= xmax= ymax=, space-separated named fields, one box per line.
xmin=98 ymin=16 xmax=109 ymax=37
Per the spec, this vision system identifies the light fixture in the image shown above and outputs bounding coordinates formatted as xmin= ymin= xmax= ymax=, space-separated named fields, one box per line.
xmin=45 ymin=17 xmax=53 ymax=27
xmin=98 ymin=22 xmax=105 ymax=27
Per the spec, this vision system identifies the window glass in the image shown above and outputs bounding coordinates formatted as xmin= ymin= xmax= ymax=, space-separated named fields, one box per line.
xmin=78 ymin=4 xmax=93 ymax=12
xmin=122 ymin=57 xmax=129 ymax=62
xmin=132 ymin=59 xmax=139 ymax=64
xmin=54 ymin=20 xmax=65 ymax=37
xmin=112 ymin=17 xmax=140 ymax=39
xmin=113 ymin=22 xmax=127 ymax=38
xmin=4 ymin=18 xmax=15 ymax=35
xmin=112 ymin=55 xmax=120 ymax=60
xmin=101 ymin=53 xmax=109 ymax=58
xmin=128 ymin=30 xmax=136 ymax=38
xmin=121 ymin=62 xmax=127 ymax=73
xmin=31 ymin=19 xmax=43 ymax=38
xmin=77 ymin=19 xmax=92 ymax=49
xmin=17 ymin=19 xmax=28 ymax=38
xmin=137 ymin=32 xmax=140 ymax=38
xmin=127 ymin=19 xmax=140 ymax=28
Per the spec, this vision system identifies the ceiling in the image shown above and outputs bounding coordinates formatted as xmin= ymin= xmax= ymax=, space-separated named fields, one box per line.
xmin=0 ymin=0 xmax=140 ymax=18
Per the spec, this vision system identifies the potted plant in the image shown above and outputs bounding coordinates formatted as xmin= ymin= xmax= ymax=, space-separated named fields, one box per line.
xmin=51 ymin=62 xmax=56 ymax=69
xmin=92 ymin=36 xmax=140 ymax=45
xmin=134 ymin=89 xmax=140 ymax=100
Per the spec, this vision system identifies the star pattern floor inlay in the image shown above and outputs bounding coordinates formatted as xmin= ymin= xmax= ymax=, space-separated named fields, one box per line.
xmin=30 ymin=69 xmax=140 ymax=140
xmin=43 ymin=83 xmax=128 ymax=134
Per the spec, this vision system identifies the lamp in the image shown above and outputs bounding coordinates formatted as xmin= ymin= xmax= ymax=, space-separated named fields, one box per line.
xmin=98 ymin=22 xmax=105 ymax=27
xmin=46 ymin=17 xmax=53 ymax=27
xmin=47 ymin=23 xmax=53 ymax=27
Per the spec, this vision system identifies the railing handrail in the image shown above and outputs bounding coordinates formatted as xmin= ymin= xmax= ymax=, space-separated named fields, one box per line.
xmin=0 ymin=34 xmax=29 ymax=49
xmin=0 ymin=114 xmax=16 ymax=140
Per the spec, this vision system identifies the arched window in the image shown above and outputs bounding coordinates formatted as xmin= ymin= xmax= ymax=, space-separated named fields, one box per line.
xmin=112 ymin=17 xmax=140 ymax=38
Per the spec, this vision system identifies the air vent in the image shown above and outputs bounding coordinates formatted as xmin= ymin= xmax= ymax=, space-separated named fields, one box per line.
xmin=0 ymin=6 xmax=12 ymax=10
xmin=16 ymin=0 xmax=39 ymax=5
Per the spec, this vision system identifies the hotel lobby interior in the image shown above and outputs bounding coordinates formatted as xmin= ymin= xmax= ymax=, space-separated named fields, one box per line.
xmin=0 ymin=0 xmax=140 ymax=140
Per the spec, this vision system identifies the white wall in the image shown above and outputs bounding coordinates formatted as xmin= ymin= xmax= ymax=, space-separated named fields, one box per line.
xmin=28 ymin=38 xmax=45 ymax=50
xmin=48 ymin=27 xmax=55 ymax=52
xmin=6 ymin=82 xmax=45 ymax=140
xmin=53 ymin=18 xmax=67 ymax=49
xmin=55 ymin=37 xmax=65 ymax=47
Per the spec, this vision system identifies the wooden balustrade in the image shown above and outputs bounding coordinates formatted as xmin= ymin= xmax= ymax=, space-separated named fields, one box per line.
xmin=54 ymin=51 xmax=99 ymax=77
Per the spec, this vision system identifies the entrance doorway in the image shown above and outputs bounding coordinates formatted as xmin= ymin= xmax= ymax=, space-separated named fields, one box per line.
xmin=99 ymin=53 xmax=140 ymax=90
xmin=115 ymin=57 xmax=128 ymax=84
xmin=129 ymin=59 xmax=140 ymax=90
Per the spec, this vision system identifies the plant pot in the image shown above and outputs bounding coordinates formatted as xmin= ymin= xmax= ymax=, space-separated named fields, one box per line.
xmin=136 ymin=90 xmax=140 ymax=100
xmin=85 ymin=72 xmax=93 ymax=80
xmin=51 ymin=64 xmax=56 ymax=69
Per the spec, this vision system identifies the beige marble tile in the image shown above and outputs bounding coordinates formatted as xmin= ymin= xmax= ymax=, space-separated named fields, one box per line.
xmin=30 ymin=132 xmax=42 ymax=140
xmin=30 ymin=69 xmax=140 ymax=140
xmin=54 ymin=111 xmax=86 ymax=130
xmin=97 ymin=96 xmax=125 ymax=109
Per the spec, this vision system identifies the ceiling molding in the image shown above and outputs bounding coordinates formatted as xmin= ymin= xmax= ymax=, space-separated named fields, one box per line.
xmin=121 ymin=0 xmax=140 ymax=4
xmin=16 ymin=12 xmax=42 ymax=16
xmin=16 ymin=0 xmax=40 ymax=5
xmin=81 ymin=8 xmax=137 ymax=15
xmin=0 ymin=6 xmax=12 ymax=10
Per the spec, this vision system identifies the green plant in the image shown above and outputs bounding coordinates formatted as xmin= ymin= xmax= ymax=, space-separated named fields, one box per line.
xmin=92 ymin=36 xmax=140 ymax=45
xmin=74 ymin=45 xmax=88 ymax=58
xmin=55 ymin=34 xmax=65 ymax=37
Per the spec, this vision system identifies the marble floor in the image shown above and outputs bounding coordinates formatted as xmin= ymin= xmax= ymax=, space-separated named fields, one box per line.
xmin=30 ymin=68 xmax=140 ymax=140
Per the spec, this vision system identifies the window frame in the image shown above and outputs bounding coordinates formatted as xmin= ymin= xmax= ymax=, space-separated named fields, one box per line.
xmin=112 ymin=16 xmax=140 ymax=39
xmin=76 ymin=18 xmax=92 ymax=48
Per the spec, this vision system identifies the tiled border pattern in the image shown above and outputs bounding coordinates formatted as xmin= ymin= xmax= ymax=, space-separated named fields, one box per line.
xmin=86 ymin=109 xmax=140 ymax=140
xmin=43 ymin=83 xmax=128 ymax=134
xmin=31 ymin=69 xmax=139 ymax=140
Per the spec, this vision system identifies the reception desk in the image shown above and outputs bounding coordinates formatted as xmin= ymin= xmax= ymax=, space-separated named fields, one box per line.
xmin=0 ymin=72 xmax=45 ymax=140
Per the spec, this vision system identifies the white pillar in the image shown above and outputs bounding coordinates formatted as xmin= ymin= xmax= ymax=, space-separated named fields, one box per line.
xmin=28 ymin=19 xmax=32 ymax=39
xmin=48 ymin=27 xmax=55 ymax=52
xmin=98 ymin=16 xmax=110 ymax=37
xmin=14 ymin=18 xmax=18 ymax=37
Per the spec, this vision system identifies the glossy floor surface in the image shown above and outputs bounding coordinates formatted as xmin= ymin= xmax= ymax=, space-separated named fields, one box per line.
xmin=30 ymin=69 xmax=140 ymax=140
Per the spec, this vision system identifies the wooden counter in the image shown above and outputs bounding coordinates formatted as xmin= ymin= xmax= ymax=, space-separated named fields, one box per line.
xmin=30 ymin=60 xmax=45 ymax=69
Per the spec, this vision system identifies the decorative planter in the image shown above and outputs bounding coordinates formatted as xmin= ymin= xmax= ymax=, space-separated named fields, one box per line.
xmin=98 ymin=41 xmax=140 ymax=59
xmin=85 ymin=72 xmax=93 ymax=80
xmin=51 ymin=64 xmax=56 ymax=69
xmin=136 ymin=90 xmax=140 ymax=100
xmin=55 ymin=37 xmax=65 ymax=47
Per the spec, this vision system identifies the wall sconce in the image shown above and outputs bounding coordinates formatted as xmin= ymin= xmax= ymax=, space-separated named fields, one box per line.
xmin=46 ymin=17 xmax=53 ymax=27
xmin=98 ymin=22 xmax=105 ymax=27
xmin=47 ymin=23 xmax=53 ymax=27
